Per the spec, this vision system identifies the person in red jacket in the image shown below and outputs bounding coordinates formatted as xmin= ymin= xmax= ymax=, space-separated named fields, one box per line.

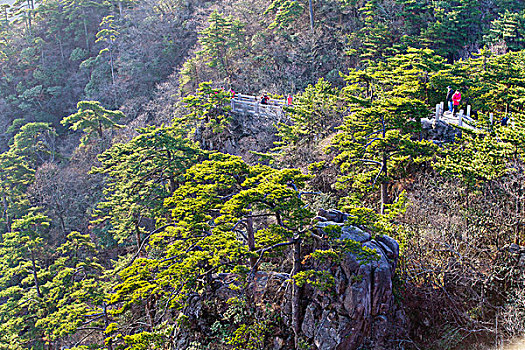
xmin=452 ymin=90 xmax=461 ymax=116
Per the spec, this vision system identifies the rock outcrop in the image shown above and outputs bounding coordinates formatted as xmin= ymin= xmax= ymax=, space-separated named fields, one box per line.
xmin=221 ymin=109 xmax=279 ymax=162
xmin=294 ymin=209 xmax=406 ymax=350
xmin=174 ymin=209 xmax=405 ymax=350
xmin=421 ymin=117 xmax=461 ymax=142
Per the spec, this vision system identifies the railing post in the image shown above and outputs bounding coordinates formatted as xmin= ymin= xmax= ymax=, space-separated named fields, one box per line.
xmin=255 ymin=103 xmax=259 ymax=116
xmin=440 ymin=102 xmax=444 ymax=115
xmin=467 ymin=105 xmax=471 ymax=118
xmin=458 ymin=110 xmax=464 ymax=126
xmin=231 ymin=99 xmax=235 ymax=112
xmin=435 ymin=104 xmax=440 ymax=121
xmin=490 ymin=113 xmax=494 ymax=125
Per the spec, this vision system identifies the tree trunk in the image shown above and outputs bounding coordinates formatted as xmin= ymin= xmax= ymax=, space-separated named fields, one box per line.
xmin=291 ymin=237 xmax=302 ymax=348
xmin=58 ymin=213 xmax=67 ymax=237
xmin=380 ymin=153 xmax=388 ymax=215
xmin=109 ymin=48 xmax=115 ymax=85
xmin=515 ymin=180 xmax=522 ymax=245
xmin=97 ymin=120 xmax=103 ymax=138
xmin=168 ymin=176 xmax=176 ymax=195
xmin=58 ymin=37 xmax=65 ymax=61
xmin=82 ymin=9 xmax=89 ymax=53
xmin=26 ymin=0 xmax=32 ymax=35
xmin=145 ymin=295 xmax=156 ymax=331
xmin=2 ymin=195 xmax=10 ymax=237
xmin=103 ymin=303 xmax=113 ymax=350
xmin=308 ymin=0 xmax=314 ymax=33
xmin=380 ymin=182 xmax=388 ymax=215
xmin=30 ymin=249 xmax=42 ymax=298
xmin=246 ymin=213 xmax=257 ymax=269
xmin=135 ymin=222 xmax=142 ymax=253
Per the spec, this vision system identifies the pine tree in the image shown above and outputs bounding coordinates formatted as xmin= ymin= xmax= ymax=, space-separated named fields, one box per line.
xmin=265 ymin=0 xmax=311 ymax=31
xmin=182 ymin=81 xmax=232 ymax=150
xmin=0 ymin=4 xmax=10 ymax=28
xmin=485 ymin=10 xmax=525 ymax=51
xmin=108 ymin=153 xmax=314 ymax=347
xmin=380 ymin=47 xmax=447 ymax=104
xmin=341 ymin=48 xmax=447 ymax=105
xmin=274 ymin=78 xmax=344 ymax=166
xmin=354 ymin=0 xmax=406 ymax=62
xmin=395 ymin=0 xmax=431 ymax=38
xmin=0 ymin=122 xmax=55 ymax=237
xmin=0 ymin=150 xmax=34 ymax=236
xmin=435 ymin=132 xmax=511 ymax=190
xmin=37 ymin=231 xmax=107 ymax=348
xmin=10 ymin=122 xmax=57 ymax=165
xmin=479 ymin=51 xmax=525 ymax=115
xmin=419 ymin=0 xmax=482 ymax=62
xmin=197 ymin=11 xmax=244 ymax=81
xmin=61 ymin=100 xmax=124 ymax=145
xmin=490 ymin=111 xmax=525 ymax=243
xmin=10 ymin=0 xmax=38 ymax=35
xmin=331 ymin=96 xmax=436 ymax=213
xmin=62 ymin=0 xmax=107 ymax=54
xmin=95 ymin=14 xmax=119 ymax=85
xmin=0 ymin=210 xmax=50 ymax=349
xmin=91 ymin=125 xmax=203 ymax=248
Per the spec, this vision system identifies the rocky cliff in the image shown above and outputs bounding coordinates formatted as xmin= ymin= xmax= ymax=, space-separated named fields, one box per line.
xmin=298 ymin=209 xmax=406 ymax=350
xmin=174 ymin=209 xmax=405 ymax=350
xmin=421 ymin=117 xmax=462 ymax=142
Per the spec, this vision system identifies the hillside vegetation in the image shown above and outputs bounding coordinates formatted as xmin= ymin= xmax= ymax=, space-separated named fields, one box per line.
xmin=1 ymin=0 xmax=525 ymax=349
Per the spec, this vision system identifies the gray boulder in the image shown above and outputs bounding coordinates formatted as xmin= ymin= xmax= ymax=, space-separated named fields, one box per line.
xmin=317 ymin=222 xmax=371 ymax=243
xmin=421 ymin=117 xmax=461 ymax=142
xmin=302 ymin=220 xmax=403 ymax=349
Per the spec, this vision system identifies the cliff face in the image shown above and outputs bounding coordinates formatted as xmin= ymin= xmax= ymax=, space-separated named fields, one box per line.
xmin=421 ymin=118 xmax=462 ymax=142
xmin=297 ymin=210 xmax=406 ymax=350
xmin=174 ymin=209 xmax=405 ymax=350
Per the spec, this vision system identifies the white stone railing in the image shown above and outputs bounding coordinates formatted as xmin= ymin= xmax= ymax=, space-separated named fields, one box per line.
xmin=231 ymin=94 xmax=290 ymax=119
xmin=434 ymin=102 xmax=485 ymax=131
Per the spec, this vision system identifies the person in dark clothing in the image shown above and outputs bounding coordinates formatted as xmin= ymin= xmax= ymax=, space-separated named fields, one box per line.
xmin=261 ymin=95 xmax=269 ymax=105
xmin=501 ymin=115 xmax=509 ymax=126
xmin=446 ymin=86 xmax=454 ymax=113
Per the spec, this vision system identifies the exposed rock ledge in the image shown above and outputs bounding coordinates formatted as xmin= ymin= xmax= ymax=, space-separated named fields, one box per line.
xmin=295 ymin=208 xmax=406 ymax=350
xmin=174 ymin=209 xmax=406 ymax=350
xmin=421 ymin=117 xmax=461 ymax=142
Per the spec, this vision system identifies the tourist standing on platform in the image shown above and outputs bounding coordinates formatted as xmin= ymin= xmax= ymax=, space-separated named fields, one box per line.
xmin=287 ymin=95 xmax=293 ymax=105
xmin=446 ymin=86 xmax=454 ymax=113
xmin=452 ymin=90 xmax=461 ymax=116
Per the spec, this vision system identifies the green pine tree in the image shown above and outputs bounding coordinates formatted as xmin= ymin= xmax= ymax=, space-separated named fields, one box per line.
xmin=91 ymin=124 xmax=203 ymax=248
xmin=197 ymin=11 xmax=244 ymax=81
xmin=61 ymin=100 xmax=124 ymax=146
xmin=331 ymin=96 xmax=436 ymax=213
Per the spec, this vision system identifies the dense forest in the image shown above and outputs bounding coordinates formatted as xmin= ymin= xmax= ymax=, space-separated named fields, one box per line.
xmin=2 ymin=0 xmax=525 ymax=349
